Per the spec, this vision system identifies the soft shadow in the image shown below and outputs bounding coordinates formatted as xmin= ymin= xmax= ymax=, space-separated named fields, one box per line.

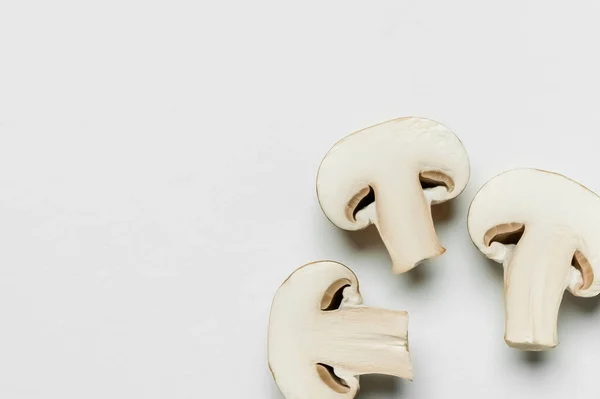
xmin=431 ymin=200 xmax=454 ymax=223
xmin=561 ymin=291 xmax=600 ymax=313
xmin=521 ymin=351 xmax=548 ymax=365
xmin=482 ymin=256 xmax=504 ymax=280
xmin=340 ymin=224 xmax=386 ymax=251
xmin=357 ymin=374 xmax=403 ymax=398
xmin=405 ymin=261 xmax=431 ymax=286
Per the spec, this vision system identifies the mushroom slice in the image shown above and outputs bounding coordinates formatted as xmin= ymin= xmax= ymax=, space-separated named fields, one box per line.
xmin=468 ymin=168 xmax=600 ymax=351
xmin=268 ymin=261 xmax=412 ymax=399
xmin=316 ymin=117 xmax=470 ymax=274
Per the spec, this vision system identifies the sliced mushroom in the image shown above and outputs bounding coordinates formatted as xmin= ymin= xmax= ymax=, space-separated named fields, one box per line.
xmin=316 ymin=117 xmax=470 ymax=274
xmin=468 ymin=168 xmax=600 ymax=350
xmin=268 ymin=261 xmax=412 ymax=399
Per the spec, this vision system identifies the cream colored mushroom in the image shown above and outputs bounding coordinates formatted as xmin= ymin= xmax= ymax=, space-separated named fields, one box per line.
xmin=316 ymin=117 xmax=470 ymax=274
xmin=468 ymin=168 xmax=600 ymax=351
xmin=268 ymin=261 xmax=412 ymax=399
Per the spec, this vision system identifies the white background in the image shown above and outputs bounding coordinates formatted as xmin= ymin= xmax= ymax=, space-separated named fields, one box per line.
xmin=1 ymin=1 xmax=600 ymax=398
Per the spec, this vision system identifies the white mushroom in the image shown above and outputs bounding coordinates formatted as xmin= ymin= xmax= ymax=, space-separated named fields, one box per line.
xmin=316 ymin=117 xmax=470 ymax=274
xmin=268 ymin=261 xmax=412 ymax=399
xmin=468 ymin=168 xmax=600 ymax=350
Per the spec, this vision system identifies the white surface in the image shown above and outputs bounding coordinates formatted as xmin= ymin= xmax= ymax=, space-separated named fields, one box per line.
xmin=1 ymin=1 xmax=600 ymax=398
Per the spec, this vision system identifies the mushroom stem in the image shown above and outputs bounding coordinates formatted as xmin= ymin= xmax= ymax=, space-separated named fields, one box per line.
xmin=503 ymin=226 xmax=576 ymax=350
xmin=318 ymin=306 xmax=412 ymax=380
xmin=373 ymin=178 xmax=445 ymax=274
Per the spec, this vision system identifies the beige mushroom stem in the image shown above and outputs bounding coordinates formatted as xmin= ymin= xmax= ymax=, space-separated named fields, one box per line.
xmin=503 ymin=225 xmax=576 ymax=350
xmin=372 ymin=175 xmax=445 ymax=274
xmin=317 ymin=304 xmax=411 ymax=379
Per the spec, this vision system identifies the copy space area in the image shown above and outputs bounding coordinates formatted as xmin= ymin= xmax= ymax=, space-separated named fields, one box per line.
xmin=1 ymin=1 xmax=600 ymax=398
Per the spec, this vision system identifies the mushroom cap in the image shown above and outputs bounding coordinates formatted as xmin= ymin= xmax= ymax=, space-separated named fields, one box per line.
xmin=268 ymin=261 xmax=362 ymax=399
xmin=468 ymin=168 xmax=600 ymax=297
xmin=316 ymin=117 xmax=470 ymax=230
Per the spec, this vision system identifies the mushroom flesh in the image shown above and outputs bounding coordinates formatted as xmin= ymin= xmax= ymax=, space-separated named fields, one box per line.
xmin=468 ymin=168 xmax=600 ymax=350
xmin=268 ymin=261 xmax=412 ymax=399
xmin=316 ymin=117 xmax=470 ymax=274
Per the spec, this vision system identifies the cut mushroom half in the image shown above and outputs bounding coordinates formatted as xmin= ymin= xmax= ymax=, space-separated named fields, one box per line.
xmin=316 ymin=117 xmax=470 ymax=274
xmin=268 ymin=261 xmax=412 ymax=399
xmin=468 ymin=168 xmax=600 ymax=351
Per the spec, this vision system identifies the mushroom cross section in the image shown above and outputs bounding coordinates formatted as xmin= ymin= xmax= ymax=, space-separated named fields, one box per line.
xmin=316 ymin=117 xmax=470 ymax=274
xmin=468 ymin=168 xmax=600 ymax=350
xmin=268 ymin=261 xmax=412 ymax=399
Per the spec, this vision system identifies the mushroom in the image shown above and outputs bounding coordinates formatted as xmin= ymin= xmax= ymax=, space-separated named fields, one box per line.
xmin=468 ymin=168 xmax=600 ymax=350
xmin=268 ymin=261 xmax=412 ymax=399
xmin=316 ymin=117 xmax=470 ymax=274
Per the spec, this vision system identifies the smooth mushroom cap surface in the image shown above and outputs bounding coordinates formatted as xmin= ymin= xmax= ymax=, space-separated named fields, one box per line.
xmin=268 ymin=261 xmax=412 ymax=399
xmin=468 ymin=168 xmax=600 ymax=350
xmin=316 ymin=117 xmax=470 ymax=273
